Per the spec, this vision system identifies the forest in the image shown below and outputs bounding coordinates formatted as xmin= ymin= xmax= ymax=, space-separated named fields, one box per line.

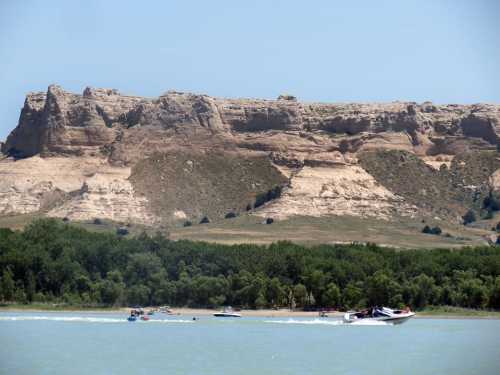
xmin=1 ymin=219 xmax=500 ymax=311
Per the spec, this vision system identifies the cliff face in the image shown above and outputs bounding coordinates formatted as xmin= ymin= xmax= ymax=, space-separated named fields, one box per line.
xmin=1 ymin=85 xmax=500 ymax=227
xmin=4 ymin=85 xmax=500 ymax=159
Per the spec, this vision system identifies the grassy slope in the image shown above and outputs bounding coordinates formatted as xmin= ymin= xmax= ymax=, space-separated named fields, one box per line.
xmin=0 ymin=212 xmax=492 ymax=249
xmin=169 ymin=214 xmax=491 ymax=249
xmin=359 ymin=149 xmax=500 ymax=219
xmin=129 ymin=150 xmax=287 ymax=225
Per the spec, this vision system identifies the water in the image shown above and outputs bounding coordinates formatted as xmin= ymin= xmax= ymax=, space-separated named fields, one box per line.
xmin=1 ymin=312 xmax=499 ymax=375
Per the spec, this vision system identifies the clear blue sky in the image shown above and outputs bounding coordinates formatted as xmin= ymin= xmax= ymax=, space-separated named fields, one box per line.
xmin=1 ymin=0 xmax=499 ymax=139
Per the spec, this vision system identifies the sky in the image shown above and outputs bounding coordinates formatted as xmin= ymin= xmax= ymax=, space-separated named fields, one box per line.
xmin=0 ymin=0 xmax=499 ymax=139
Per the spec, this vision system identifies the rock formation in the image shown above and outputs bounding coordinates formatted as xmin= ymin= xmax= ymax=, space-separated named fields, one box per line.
xmin=1 ymin=85 xmax=499 ymax=226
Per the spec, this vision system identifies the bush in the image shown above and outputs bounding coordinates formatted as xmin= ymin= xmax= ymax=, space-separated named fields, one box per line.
xmin=62 ymin=217 xmax=70 ymax=222
xmin=422 ymin=225 xmax=441 ymax=235
xmin=483 ymin=194 xmax=500 ymax=212
xmin=225 ymin=212 xmax=237 ymax=219
xmin=116 ymin=227 xmax=129 ymax=236
xmin=484 ymin=210 xmax=494 ymax=220
xmin=246 ymin=204 xmax=252 ymax=211
xmin=265 ymin=218 xmax=274 ymax=225
xmin=200 ymin=216 xmax=210 ymax=224
xmin=462 ymin=210 xmax=476 ymax=225
xmin=431 ymin=226 xmax=442 ymax=235
xmin=255 ymin=186 xmax=282 ymax=208
xmin=93 ymin=218 xmax=103 ymax=225
xmin=183 ymin=221 xmax=192 ymax=227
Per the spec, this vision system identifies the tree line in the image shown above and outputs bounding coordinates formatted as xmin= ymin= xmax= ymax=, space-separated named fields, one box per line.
xmin=1 ymin=219 xmax=500 ymax=310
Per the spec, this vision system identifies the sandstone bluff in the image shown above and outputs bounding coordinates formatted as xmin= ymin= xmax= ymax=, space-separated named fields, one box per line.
xmin=1 ymin=85 xmax=500 ymax=228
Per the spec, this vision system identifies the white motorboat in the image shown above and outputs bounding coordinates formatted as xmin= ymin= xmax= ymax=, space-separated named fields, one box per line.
xmin=343 ymin=307 xmax=415 ymax=325
xmin=213 ymin=306 xmax=241 ymax=318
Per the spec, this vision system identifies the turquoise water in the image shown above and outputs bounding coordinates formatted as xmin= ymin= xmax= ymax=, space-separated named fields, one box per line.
xmin=1 ymin=312 xmax=499 ymax=375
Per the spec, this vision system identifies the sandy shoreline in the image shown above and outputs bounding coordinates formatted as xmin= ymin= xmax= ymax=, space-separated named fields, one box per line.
xmin=1 ymin=306 xmax=499 ymax=319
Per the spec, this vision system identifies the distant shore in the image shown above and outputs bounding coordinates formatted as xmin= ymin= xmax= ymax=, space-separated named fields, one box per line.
xmin=1 ymin=305 xmax=500 ymax=319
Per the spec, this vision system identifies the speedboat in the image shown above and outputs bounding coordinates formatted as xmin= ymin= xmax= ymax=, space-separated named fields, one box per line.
xmin=127 ymin=315 xmax=137 ymax=322
xmin=343 ymin=307 xmax=415 ymax=325
xmin=140 ymin=315 xmax=150 ymax=321
xmin=213 ymin=306 xmax=241 ymax=318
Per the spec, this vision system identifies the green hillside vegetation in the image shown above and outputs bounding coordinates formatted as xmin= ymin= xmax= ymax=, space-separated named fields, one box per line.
xmin=129 ymin=150 xmax=287 ymax=225
xmin=1 ymin=219 xmax=500 ymax=311
xmin=359 ymin=150 xmax=500 ymax=219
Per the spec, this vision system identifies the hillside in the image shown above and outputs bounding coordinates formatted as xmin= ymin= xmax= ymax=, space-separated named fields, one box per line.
xmin=1 ymin=85 xmax=500 ymax=246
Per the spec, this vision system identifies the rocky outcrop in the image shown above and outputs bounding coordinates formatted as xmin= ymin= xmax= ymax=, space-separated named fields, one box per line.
xmin=4 ymin=86 xmax=500 ymax=161
xmin=1 ymin=85 xmax=500 ymax=226
xmin=0 ymin=156 xmax=158 ymax=225
xmin=256 ymin=165 xmax=418 ymax=220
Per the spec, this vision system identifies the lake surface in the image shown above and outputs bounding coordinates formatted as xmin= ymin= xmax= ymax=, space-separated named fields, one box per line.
xmin=1 ymin=312 xmax=499 ymax=375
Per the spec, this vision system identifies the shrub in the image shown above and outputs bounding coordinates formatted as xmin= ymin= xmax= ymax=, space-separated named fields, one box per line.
xmin=422 ymin=225 xmax=441 ymax=235
xmin=116 ymin=227 xmax=129 ymax=236
xmin=463 ymin=210 xmax=476 ymax=225
xmin=200 ymin=216 xmax=210 ymax=224
xmin=484 ymin=210 xmax=494 ymax=220
xmin=255 ymin=186 xmax=282 ymax=208
xmin=483 ymin=194 xmax=500 ymax=211
xmin=62 ymin=217 xmax=69 ymax=222
xmin=430 ymin=226 xmax=442 ymax=235
xmin=183 ymin=221 xmax=192 ymax=227
xmin=93 ymin=218 xmax=103 ymax=225
xmin=265 ymin=218 xmax=274 ymax=225
xmin=246 ymin=204 xmax=252 ymax=211
xmin=225 ymin=212 xmax=237 ymax=219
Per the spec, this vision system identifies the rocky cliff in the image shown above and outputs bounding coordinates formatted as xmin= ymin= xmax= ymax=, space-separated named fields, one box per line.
xmin=1 ymin=85 xmax=500 ymax=227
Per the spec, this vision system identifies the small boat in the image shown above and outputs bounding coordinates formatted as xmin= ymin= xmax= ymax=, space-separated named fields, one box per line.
xmin=140 ymin=315 xmax=150 ymax=321
xmin=127 ymin=316 xmax=137 ymax=322
xmin=159 ymin=306 xmax=173 ymax=314
xmin=213 ymin=306 xmax=241 ymax=318
xmin=343 ymin=307 xmax=415 ymax=325
xmin=147 ymin=310 xmax=155 ymax=316
xmin=319 ymin=311 xmax=328 ymax=318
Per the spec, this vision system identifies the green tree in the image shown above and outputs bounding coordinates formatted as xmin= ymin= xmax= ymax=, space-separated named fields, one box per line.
xmin=267 ymin=277 xmax=285 ymax=307
xmin=127 ymin=284 xmax=151 ymax=306
xmin=489 ymin=276 xmax=500 ymax=309
xmin=365 ymin=271 xmax=401 ymax=306
xmin=25 ymin=270 xmax=36 ymax=302
xmin=293 ymin=283 xmax=308 ymax=308
xmin=323 ymin=282 xmax=341 ymax=307
xmin=0 ymin=267 xmax=15 ymax=301
xmin=342 ymin=282 xmax=364 ymax=309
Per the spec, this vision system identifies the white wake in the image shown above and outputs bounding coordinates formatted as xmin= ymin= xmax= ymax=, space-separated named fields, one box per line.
xmin=0 ymin=316 xmax=193 ymax=324
xmin=264 ymin=318 xmax=390 ymax=326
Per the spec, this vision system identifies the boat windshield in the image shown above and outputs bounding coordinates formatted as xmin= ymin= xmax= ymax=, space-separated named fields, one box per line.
xmin=373 ymin=308 xmax=391 ymax=317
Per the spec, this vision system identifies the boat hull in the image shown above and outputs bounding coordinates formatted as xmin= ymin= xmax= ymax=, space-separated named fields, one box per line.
xmin=343 ymin=311 xmax=415 ymax=325
xmin=213 ymin=313 xmax=241 ymax=318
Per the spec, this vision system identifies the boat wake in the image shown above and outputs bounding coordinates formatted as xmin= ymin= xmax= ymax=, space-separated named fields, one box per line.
xmin=0 ymin=316 xmax=194 ymax=324
xmin=264 ymin=318 xmax=391 ymax=326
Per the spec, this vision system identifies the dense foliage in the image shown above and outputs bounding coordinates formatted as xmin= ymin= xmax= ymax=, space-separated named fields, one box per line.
xmin=1 ymin=219 xmax=500 ymax=310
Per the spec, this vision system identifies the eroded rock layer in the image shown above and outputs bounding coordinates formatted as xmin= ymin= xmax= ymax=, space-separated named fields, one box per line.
xmin=1 ymin=85 xmax=500 ymax=226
